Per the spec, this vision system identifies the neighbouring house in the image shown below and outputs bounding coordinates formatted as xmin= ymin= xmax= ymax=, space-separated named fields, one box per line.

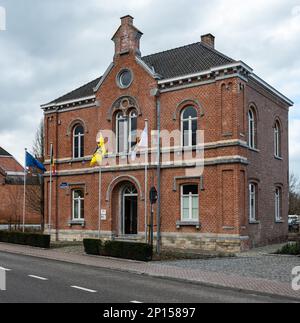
xmin=0 ymin=147 xmax=42 ymax=228
xmin=41 ymin=15 xmax=293 ymax=252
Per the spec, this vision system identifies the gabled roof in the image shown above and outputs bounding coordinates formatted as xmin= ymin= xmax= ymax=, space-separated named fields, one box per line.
xmin=46 ymin=76 xmax=102 ymax=105
xmin=0 ymin=147 xmax=12 ymax=157
xmin=44 ymin=42 xmax=235 ymax=106
xmin=142 ymin=42 xmax=235 ymax=79
xmin=0 ymin=147 xmax=24 ymax=173
xmin=43 ymin=41 xmax=292 ymax=107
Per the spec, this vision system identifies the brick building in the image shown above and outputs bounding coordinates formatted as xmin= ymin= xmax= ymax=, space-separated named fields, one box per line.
xmin=42 ymin=16 xmax=293 ymax=252
xmin=0 ymin=147 xmax=41 ymax=228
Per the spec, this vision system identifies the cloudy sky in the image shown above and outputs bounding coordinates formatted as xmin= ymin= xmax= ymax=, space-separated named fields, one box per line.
xmin=0 ymin=0 xmax=299 ymax=175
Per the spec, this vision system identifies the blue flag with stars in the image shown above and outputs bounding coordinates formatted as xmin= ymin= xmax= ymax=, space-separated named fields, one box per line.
xmin=25 ymin=151 xmax=46 ymax=172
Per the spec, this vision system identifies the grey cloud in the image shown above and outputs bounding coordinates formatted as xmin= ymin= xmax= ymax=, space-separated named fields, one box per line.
xmin=0 ymin=0 xmax=299 ymax=172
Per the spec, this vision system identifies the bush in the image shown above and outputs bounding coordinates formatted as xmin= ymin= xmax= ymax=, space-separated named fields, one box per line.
xmin=276 ymin=242 xmax=300 ymax=255
xmin=83 ymin=239 xmax=102 ymax=256
xmin=83 ymin=239 xmax=153 ymax=262
xmin=0 ymin=231 xmax=50 ymax=249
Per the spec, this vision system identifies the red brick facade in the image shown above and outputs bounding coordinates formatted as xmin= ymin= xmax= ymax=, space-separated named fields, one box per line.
xmin=0 ymin=150 xmax=41 ymax=227
xmin=42 ymin=16 xmax=292 ymax=252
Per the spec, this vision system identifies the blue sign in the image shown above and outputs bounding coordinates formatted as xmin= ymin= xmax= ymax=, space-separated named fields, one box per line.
xmin=60 ymin=183 xmax=69 ymax=189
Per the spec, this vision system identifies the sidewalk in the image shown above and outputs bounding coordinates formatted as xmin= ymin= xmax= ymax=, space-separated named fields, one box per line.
xmin=0 ymin=242 xmax=299 ymax=301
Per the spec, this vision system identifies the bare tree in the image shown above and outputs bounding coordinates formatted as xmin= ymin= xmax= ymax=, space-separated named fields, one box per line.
xmin=32 ymin=119 xmax=44 ymax=159
xmin=6 ymin=185 xmax=23 ymax=231
xmin=289 ymin=173 xmax=300 ymax=215
xmin=26 ymin=119 xmax=45 ymax=230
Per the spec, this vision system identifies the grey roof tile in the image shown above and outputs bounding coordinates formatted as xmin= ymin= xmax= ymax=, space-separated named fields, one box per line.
xmin=46 ymin=42 xmax=235 ymax=105
xmin=0 ymin=147 xmax=12 ymax=157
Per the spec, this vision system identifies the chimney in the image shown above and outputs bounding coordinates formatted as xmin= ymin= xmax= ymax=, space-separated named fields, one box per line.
xmin=201 ymin=34 xmax=215 ymax=49
xmin=121 ymin=15 xmax=134 ymax=26
xmin=112 ymin=15 xmax=143 ymax=57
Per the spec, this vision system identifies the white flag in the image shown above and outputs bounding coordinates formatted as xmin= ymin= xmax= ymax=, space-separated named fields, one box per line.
xmin=131 ymin=124 xmax=148 ymax=161
xmin=138 ymin=124 xmax=148 ymax=148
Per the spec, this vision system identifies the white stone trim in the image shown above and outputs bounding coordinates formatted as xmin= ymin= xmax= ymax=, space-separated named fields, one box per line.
xmin=41 ymin=95 xmax=96 ymax=109
xmin=250 ymin=74 xmax=293 ymax=106
xmin=158 ymin=61 xmax=253 ymax=85
xmin=135 ymin=56 xmax=161 ymax=79
xmin=93 ymin=62 xmax=115 ymax=92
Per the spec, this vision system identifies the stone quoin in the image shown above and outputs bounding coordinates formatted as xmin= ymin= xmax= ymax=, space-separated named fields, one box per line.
xmin=41 ymin=15 xmax=293 ymax=252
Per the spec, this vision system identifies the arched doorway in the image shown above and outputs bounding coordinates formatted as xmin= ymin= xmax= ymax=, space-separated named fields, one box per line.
xmin=120 ymin=183 xmax=138 ymax=235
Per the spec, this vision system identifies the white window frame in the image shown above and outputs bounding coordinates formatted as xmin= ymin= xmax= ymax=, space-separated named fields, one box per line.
xmin=73 ymin=125 xmax=84 ymax=159
xmin=128 ymin=110 xmax=138 ymax=152
xmin=248 ymin=109 xmax=256 ymax=149
xmin=72 ymin=190 xmax=84 ymax=220
xmin=181 ymin=107 xmax=198 ymax=148
xmin=116 ymin=112 xmax=128 ymax=154
xmin=249 ymin=183 xmax=257 ymax=222
xmin=275 ymin=187 xmax=282 ymax=222
xmin=274 ymin=122 xmax=281 ymax=158
xmin=181 ymin=185 xmax=199 ymax=222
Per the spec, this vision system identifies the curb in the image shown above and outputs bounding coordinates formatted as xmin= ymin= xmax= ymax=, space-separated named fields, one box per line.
xmin=0 ymin=245 xmax=299 ymax=302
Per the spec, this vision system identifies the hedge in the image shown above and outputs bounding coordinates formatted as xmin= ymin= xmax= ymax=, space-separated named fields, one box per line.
xmin=276 ymin=242 xmax=300 ymax=256
xmin=83 ymin=239 xmax=153 ymax=262
xmin=0 ymin=231 xmax=51 ymax=249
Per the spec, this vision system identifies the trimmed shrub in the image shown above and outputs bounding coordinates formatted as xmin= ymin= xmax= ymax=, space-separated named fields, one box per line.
xmin=83 ymin=239 xmax=102 ymax=256
xmin=0 ymin=231 xmax=50 ymax=249
xmin=83 ymin=239 xmax=153 ymax=262
xmin=276 ymin=242 xmax=300 ymax=255
xmin=104 ymin=241 xmax=153 ymax=262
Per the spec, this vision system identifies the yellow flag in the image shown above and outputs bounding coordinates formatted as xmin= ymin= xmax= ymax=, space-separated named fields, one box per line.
xmin=90 ymin=134 xmax=107 ymax=167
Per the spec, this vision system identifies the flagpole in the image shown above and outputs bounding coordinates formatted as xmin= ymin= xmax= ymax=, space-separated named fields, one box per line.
xmin=22 ymin=148 xmax=27 ymax=233
xmin=48 ymin=144 xmax=53 ymax=236
xmin=98 ymin=165 xmax=102 ymax=239
xmin=144 ymin=120 xmax=149 ymax=243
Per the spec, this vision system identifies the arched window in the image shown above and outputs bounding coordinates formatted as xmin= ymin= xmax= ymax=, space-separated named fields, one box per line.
xmin=274 ymin=121 xmax=281 ymax=158
xmin=129 ymin=110 xmax=138 ymax=150
xmin=73 ymin=125 xmax=84 ymax=159
xmin=275 ymin=187 xmax=282 ymax=222
xmin=116 ymin=110 xmax=138 ymax=154
xmin=116 ymin=112 xmax=128 ymax=154
xmin=181 ymin=106 xmax=198 ymax=147
xmin=248 ymin=108 xmax=257 ymax=149
xmin=72 ymin=189 xmax=84 ymax=220
xmin=249 ymin=183 xmax=258 ymax=222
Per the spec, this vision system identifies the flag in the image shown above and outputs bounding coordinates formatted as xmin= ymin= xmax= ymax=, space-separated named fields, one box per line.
xmin=131 ymin=124 xmax=148 ymax=161
xmin=25 ymin=151 xmax=46 ymax=172
xmin=90 ymin=134 xmax=107 ymax=167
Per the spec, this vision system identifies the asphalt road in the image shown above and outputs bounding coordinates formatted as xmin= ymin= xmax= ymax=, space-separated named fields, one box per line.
xmin=0 ymin=252 xmax=295 ymax=303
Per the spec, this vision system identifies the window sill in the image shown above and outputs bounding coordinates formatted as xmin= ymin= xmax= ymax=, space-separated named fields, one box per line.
xmin=176 ymin=221 xmax=201 ymax=230
xmin=248 ymin=147 xmax=260 ymax=153
xmin=274 ymin=156 xmax=283 ymax=161
xmin=275 ymin=220 xmax=285 ymax=224
xmin=249 ymin=220 xmax=260 ymax=225
xmin=68 ymin=219 xmax=85 ymax=227
xmin=70 ymin=158 xmax=86 ymax=163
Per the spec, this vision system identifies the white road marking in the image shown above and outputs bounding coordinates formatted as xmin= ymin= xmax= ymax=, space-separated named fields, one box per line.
xmin=0 ymin=267 xmax=11 ymax=272
xmin=28 ymin=275 xmax=48 ymax=281
xmin=71 ymin=286 xmax=97 ymax=293
xmin=130 ymin=301 xmax=143 ymax=303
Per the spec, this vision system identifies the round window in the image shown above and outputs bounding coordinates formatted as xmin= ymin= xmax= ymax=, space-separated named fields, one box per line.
xmin=118 ymin=69 xmax=133 ymax=88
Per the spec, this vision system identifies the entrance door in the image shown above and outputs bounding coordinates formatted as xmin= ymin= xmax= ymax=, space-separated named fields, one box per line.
xmin=121 ymin=184 xmax=138 ymax=235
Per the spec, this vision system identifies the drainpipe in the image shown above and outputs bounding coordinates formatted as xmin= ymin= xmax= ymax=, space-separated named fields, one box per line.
xmin=151 ymin=88 xmax=161 ymax=255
